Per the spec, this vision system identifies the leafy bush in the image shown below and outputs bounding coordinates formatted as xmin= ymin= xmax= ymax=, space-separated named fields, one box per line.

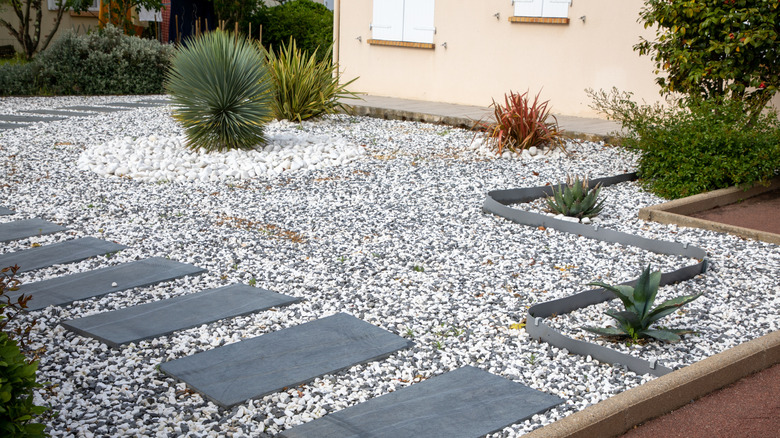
xmin=0 ymin=63 xmax=39 ymax=96
xmin=166 ymin=30 xmax=273 ymax=152
xmin=590 ymin=88 xmax=780 ymax=199
xmin=250 ymin=0 xmax=333 ymax=62
xmin=264 ymin=38 xmax=358 ymax=122
xmin=475 ymin=90 xmax=565 ymax=155
xmin=0 ymin=265 xmax=47 ymax=437
xmin=584 ymin=265 xmax=702 ymax=343
xmin=34 ymin=24 xmax=174 ymax=95
xmin=545 ymin=175 xmax=604 ymax=219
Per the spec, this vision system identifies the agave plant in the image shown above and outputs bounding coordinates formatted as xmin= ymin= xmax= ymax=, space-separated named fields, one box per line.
xmin=545 ymin=175 xmax=605 ymax=219
xmin=166 ymin=30 xmax=273 ymax=152
xmin=264 ymin=38 xmax=359 ymax=122
xmin=583 ymin=266 xmax=703 ymax=342
xmin=474 ymin=90 xmax=565 ymax=155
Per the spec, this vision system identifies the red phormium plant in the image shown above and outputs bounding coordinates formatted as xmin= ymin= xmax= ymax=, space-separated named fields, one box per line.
xmin=475 ymin=90 xmax=565 ymax=155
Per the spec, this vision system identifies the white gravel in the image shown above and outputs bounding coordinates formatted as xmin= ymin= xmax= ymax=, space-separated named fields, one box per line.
xmin=0 ymin=95 xmax=777 ymax=437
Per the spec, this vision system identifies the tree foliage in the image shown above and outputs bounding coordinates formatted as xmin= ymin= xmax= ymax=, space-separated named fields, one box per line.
xmin=635 ymin=0 xmax=779 ymax=117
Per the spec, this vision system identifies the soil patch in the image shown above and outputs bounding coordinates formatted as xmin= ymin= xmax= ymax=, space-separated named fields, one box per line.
xmin=687 ymin=189 xmax=780 ymax=235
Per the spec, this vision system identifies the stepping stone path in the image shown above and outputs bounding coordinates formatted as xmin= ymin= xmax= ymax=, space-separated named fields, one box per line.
xmin=0 ymin=195 xmax=563 ymax=433
xmin=0 ymin=218 xmax=64 ymax=243
xmin=160 ymin=313 xmax=414 ymax=408
xmin=0 ymin=237 xmax=126 ymax=273
xmin=61 ymin=284 xmax=301 ymax=347
xmin=0 ymin=98 xmax=169 ymax=131
xmin=281 ymin=366 xmax=564 ymax=438
xmin=9 ymin=257 xmax=205 ymax=311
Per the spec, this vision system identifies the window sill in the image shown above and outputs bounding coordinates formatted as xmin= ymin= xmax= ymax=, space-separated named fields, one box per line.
xmin=509 ymin=16 xmax=569 ymax=25
xmin=70 ymin=10 xmax=99 ymax=18
xmin=367 ymin=39 xmax=435 ymax=49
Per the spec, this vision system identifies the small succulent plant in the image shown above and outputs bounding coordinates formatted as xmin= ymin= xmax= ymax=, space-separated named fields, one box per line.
xmin=545 ymin=175 xmax=605 ymax=219
xmin=583 ymin=266 xmax=702 ymax=343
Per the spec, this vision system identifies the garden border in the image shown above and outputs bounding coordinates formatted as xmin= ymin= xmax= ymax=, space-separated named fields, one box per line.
xmin=482 ymin=173 xmax=708 ymax=377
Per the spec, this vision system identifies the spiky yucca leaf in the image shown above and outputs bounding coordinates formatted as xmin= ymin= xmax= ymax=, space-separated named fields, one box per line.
xmin=166 ymin=30 xmax=272 ymax=153
xmin=264 ymin=38 xmax=358 ymax=122
xmin=583 ymin=265 xmax=703 ymax=343
xmin=545 ymin=175 xmax=605 ymax=218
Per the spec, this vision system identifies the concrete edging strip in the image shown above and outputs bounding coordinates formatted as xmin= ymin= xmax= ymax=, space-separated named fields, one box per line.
xmin=638 ymin=177 xmax=780 ymax=245
xmin=523 ymin=329 xmax=780 ymax=438
xmin=482 ymin=173 xmax=708 ymax=377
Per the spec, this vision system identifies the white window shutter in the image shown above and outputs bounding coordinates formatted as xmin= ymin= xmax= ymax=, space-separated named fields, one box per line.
xmin=372 ymin=0 xmax=404 ymax=41
xmin=513 ymin=0 xmax=543 ymax=17
xmin=402 ymin=0 xmax=435 ymax=44
xmin=47 ymin=0 xmax=59 ymax=10
xmin=542 ymin=0 xmax=570 ymax=18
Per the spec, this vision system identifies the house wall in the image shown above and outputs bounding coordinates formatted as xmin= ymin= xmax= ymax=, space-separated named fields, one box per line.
xmin=336 ymin=0 xmax=780 ymax=118
xmin=0 ymin=9 xmax=100 ymax=53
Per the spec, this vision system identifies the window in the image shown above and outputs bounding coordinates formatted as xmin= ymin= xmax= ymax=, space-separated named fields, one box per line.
xmin=48 ymin=0 xmax=99 ymax=11
xmin=371 ymin=0 xmax=435 ymax=45
xmin=513 ymin=0 xmax=570 ymax=19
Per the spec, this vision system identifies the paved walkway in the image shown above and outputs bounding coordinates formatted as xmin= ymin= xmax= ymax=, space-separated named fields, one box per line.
xmin=342 ymin=94 xmax=623 ymax=139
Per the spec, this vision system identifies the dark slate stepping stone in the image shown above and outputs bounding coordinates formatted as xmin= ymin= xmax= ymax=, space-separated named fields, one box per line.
xmin=0 ymin=218 xmax=66 ymax=243
xmin=160 ymin=313 xmax=413 ymax=408
xmin=22 ymin=109 xmax=97 ymax=117
xmin=62 ymin=284 xmax=299 ymax=347
xmin=0 ymin=206 xmax=13 ymax=215
xmin=58 ymin=105 xmax=130 ymax=113
xmin=100 ymin=102 xmax=160 ymax=108
xmin=10 ymin=257 xmax=205 ymax=311
xmin=0 ymin=114 xmax=64 ymax=123
xmin=0 ymin=122 xmax=28 ymax=130
xmin=138 ymin=98 xmax=170 ymax=104
xmin=0 ymin=237 xmax=125 ymax=274
xmin=280 ymin=366 xmax=564 ymax=438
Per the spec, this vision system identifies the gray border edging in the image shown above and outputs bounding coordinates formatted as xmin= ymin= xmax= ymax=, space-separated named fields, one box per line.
xmin=523 ymin=329 xmax=780 ymax=438
xmin=638 ymin=177 xmax=780 ymax=245
xmin=483 ymin=174 xmax=708 ymax=377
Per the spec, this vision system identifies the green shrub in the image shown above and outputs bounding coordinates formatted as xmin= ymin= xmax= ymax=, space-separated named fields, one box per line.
xmin=264 ymin=38 xmax=358 ymax=122
xmin=589 ymin=88 xmax=780 ymax=199
xmin=0 ymin=63 xmax=39 ymax=96
xmin=35 ymin=24 xmax=174 ymax=95
xmin=0 ymin=265 xmax=47 ymax=437
xmin=166 ymin=30 xmax=273 ymax=152
xmin=474 ymin=90 xmax=566 ymax=155
xmin=250 ymin=0 xmax=333 ymax=62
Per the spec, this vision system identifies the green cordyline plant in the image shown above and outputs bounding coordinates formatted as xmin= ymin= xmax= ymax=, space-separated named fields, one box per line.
xmin=263 ymin=38 xmax=359 ymax=122
xmin=474 ymin=90 xmax=565 ymax=155
xmin=583 ymin=266 xmax=703 ymax=343
xmin=545 ymin=175 xmax=604 ymax=219
xmin=166 ymin=30 xmax=273 ymax=153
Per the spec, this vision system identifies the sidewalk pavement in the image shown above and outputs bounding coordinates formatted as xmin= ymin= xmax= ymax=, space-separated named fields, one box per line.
xmin=341 ymin=94 xmax=623 ymax=140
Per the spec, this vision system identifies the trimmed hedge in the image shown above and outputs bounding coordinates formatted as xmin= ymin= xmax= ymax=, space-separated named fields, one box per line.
xmin=249 ymin=0 xmax=333 ymax=62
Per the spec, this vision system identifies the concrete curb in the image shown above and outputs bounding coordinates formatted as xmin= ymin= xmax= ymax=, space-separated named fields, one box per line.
xmin=638 ymin=178 xmax=780 ymax=245
xmin=343 ymin=103 xmax=619 ymax=143
xmin=523 ymin=330 xmax=780 ymax=438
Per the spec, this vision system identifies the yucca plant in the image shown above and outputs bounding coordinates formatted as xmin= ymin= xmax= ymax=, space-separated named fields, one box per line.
xmin=166 ymin=30 xmax=273 ymax=152
xmin=264 ymin=38 xmax=359 ymax=122
xmin=545 ymin=175 xmax=605 ymax=219
xmin=475 ymin=90 xmax=565 ymax=155
xmin=583 ymin=266 xmax=703 ymax=343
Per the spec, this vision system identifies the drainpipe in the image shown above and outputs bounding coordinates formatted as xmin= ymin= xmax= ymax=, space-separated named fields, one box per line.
xmin=333 ymin=0 xmax=341 ymax=67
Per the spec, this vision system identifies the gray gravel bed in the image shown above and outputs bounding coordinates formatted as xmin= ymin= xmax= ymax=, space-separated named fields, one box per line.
xmin=0 ymin=95 xmax=777 ymax=437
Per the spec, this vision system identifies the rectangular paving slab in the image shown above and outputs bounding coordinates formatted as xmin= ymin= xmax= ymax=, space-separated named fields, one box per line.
xmin=0 ymin=218 xmax=66 ymax=243
xmin=0 ymin=206 xmax=13 ymax=215
xmin=0 ymin=237 xmax=126 ymax=274
xmin=280 ymin=366 xmax=564 ymax=438
xmin=0 ymin=122 xmax=28 ymax=130
xmin=58 ymin=105 xmax=130 ymax=113
xmin=22 ymin=109 xmax=97 ymax=117
xmin=159 ymin=313 xmax=413 ymax=408
xmin=139 ymin=98 xmax=170 ymax=104
xmin=100 ymin=102 xmax=161 ymax=108
xmin=61 ymin=284 xmax=299 ymax=347
xmin=0 ymin=114 xmax=64 ymax=123
xmin=10 ymin=257 xmax=205 ymax=311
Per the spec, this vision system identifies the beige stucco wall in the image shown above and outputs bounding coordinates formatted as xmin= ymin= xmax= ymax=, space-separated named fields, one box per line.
xmin=0 ymin=8 xmax=100 ymax=53
xmin=336 ymin=0 xmax=780 ymax=118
